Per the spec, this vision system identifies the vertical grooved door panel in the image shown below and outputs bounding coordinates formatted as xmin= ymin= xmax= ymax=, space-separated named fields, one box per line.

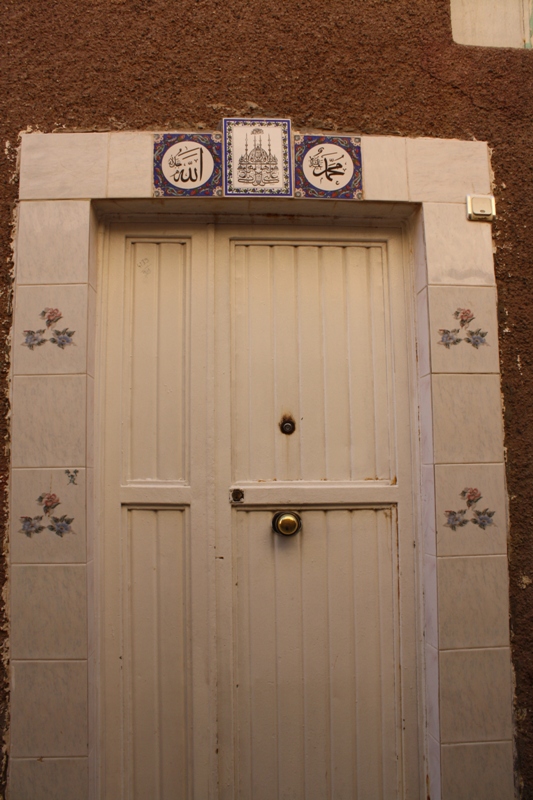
xmin=231 ymin=242 xmax=394 ymax=483
xmin=233 ymin=508 xmax=401 ymax=800
xmin=124 ymin=508 xmax=189 ymax=800
xmin=125 ymin=241 xmax=188 ymax=483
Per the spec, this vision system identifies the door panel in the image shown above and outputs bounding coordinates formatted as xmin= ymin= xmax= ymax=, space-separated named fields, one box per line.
xmin=233 ymin=507 xmax=399 ymax=800
xmin=125 ymin=240 xmax=188 ymax=483
xmin=231 ymin=241 xmax=394 ymax=483
xmin=123 ymin=508 xmax=189 ymax=800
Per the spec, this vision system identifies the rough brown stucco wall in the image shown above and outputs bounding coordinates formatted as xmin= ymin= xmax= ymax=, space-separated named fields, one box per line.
xmin=2 ymin=0 xmax=533 ymax=795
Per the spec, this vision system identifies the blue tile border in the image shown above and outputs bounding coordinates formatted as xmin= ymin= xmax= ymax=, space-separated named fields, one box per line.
xmin=223 ymin=118 xmax=292 ymax=197
xmin=294 ymin=134 xmax=363 ymax=200
xmin=153 ymin=133 xmax=223 ymax=197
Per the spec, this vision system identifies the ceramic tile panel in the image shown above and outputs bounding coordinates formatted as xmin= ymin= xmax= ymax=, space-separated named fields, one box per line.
xmin=153 ymin=132 xmax=223 ymax=197
xmin=419 ymin=374 xmax=434 ymax=466
xmin=9 ymin=757 xmax=88 ymax=800
xmin=11 ymin=565 xmax=87 ymax=659
xmin=406 ymin=138 xmax=490 ymax=203
xmin=439 ymin=648 xmax=513 ymax=743
xmin=13 ymin=284 xmax=88 ymax=376
xmin=416 ymin=287 xmax=430 ymax=378
xmin=422 ymin=465 xmax=437 ymax=555
xmin=108 ymin=132 xmax=153 ymax=198
xmin=429 ymin=286 xmax=500 ymax=373
xmin=438 ymin=556 xmax=510 ymax=649
xmin=423 ymin=203 xmax=495 ymax=286
xmin=223 ymin=118 xmax=292 ymax=197
xmin=428 ymin=735 xmax=441 ymax=800
xmin=294 ymin=134 xmax=362 ymax=199
xmin=424 ymin=555 xmax=438 ymax=648
xmin=432 ymin=374 xmax=504 ymax=464
xmin=16 ymin=201 xmax=92 ymax=285
xmin=11 ymin=661 xmax=88 ymax=757
xmin=19 ymin=133 xmax=108 ymax=200
xmin=435 ymin=464 xmax=507 ymax=556
xmin=360 ymin=136 xmax=408 ymax=201
xmin=441 ymin=742 xmax=514 ymax=800
xmin=11 ymin=468 xmax=86 ymax=564
xmin=12 ymin=375 xmax=87 ymax=468
xmin=426 ymin=643 xmax=440 ymax=741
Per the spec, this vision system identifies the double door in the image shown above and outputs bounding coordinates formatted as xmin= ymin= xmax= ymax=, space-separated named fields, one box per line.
xmin=100 ymin=220 xmax=420 ymax=798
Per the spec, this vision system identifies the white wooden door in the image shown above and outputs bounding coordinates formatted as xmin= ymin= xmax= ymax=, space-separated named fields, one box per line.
xmin=100 ymin=221 xmax=420 ymax=799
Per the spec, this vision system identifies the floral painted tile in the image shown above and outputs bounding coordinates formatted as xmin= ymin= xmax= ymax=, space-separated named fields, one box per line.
xmin=294 ymin=134 xmax=363 ymax=199
xmin=223 ymin=118 xmax=292 ymax=197
xmin=13 ymin=285 xmax=87 ymax=376
xmin=435 ymin=464 xmax=507 ymax=556
xmin=428 ymin=286 xmax=499 ymax=374
xmin=153 ymin=133 xmax=222 ymax=197
xmin=11 ymin=469 xmax=86 ymax=563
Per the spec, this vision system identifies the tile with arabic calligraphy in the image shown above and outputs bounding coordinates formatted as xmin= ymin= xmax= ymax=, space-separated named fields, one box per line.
xmin=153 ymin=133 xmax=222 ymax=197
xmin=223 ymin=118 xmax=292 ymax=197
xmin=294 ymin=134 xmax=363 ymax=200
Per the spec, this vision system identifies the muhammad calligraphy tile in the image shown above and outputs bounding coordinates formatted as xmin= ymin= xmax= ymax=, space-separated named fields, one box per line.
xmin=294 ymin=134 xmax=363 ymax=200
xmin=223 ymin=118 xmax=292 ymax=197
xmin=153 ymin=133 xmax=222 ymax=197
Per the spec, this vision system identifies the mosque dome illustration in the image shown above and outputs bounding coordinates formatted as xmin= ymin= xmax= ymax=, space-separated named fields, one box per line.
xmin=238 ymin=128 xmax=279 ymax=186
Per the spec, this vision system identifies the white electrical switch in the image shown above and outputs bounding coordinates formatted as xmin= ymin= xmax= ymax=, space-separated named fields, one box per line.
xmin=466 ymin=195 xmax=496 ymax=221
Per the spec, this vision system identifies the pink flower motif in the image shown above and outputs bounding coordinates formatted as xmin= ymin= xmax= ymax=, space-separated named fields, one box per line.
xmin=40 ymin=307 xmax=63 ymax=328
xmin=36 ymin=492 xmax=61 ymax=515
xmin=460 ymin=487 xmax=482 ymax=508
xmin=453 ymin=308 xmax=475 ymax=328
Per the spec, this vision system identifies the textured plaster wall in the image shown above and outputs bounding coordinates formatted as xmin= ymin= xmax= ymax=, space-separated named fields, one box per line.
xmin=2 ymin=0 xmax=533 ymax=795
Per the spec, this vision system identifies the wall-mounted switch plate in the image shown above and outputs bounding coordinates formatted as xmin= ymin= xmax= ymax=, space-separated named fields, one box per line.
xmin=466 ymin=194 xmax=496 ymax=221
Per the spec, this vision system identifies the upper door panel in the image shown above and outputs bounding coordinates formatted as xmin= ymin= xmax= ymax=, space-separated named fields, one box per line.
xmin=231 ymin=239 xmax=395 ymax=483
xmin=123 ymin=239 xmax=189 ymax=484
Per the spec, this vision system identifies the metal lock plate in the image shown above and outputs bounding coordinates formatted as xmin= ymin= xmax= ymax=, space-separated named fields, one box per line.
xmin=279 ymin=415 xmax=296 ymax=435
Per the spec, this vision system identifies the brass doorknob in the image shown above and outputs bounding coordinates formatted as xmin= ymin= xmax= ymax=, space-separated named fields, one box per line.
xmin=272 ymin=511 xmax=302 ymax=536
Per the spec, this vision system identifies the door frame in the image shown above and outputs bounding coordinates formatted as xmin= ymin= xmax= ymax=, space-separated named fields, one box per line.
xmin=10 ymin=131 xmax=512 ymax=800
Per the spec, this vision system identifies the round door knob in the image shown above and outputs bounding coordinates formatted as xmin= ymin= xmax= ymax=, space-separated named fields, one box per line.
xmin=272 ymin=511 xmax=302 ymax=536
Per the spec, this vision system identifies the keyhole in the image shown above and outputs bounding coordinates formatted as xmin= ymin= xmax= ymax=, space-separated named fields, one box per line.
xmin=280 ymin=415 xmax=296 ymax=435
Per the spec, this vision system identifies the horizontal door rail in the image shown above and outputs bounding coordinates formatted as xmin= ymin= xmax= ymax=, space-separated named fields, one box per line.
xmin=229 ymin=482 xmax=400 ymax=507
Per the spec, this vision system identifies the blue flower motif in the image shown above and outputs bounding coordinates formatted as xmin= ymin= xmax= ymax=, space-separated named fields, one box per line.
xmin=444 ymin=510 xmax=468 ymax=531
xmin=471 ymin=508 xmax=495 ymax=530
xmin=47 ymin=515 xmax=75 ymax=537
xmin=49 ymin=328 xmax=75 ymax=349
xmin=19 ymin=516 xmax=45 ymax=537
xmin=438 ymin=329 xmax=462 ymax=349
xmin=465 ymin=328 xmax=488 ymax=349
xmin=22 ymin=330 xmax=47 ymax=350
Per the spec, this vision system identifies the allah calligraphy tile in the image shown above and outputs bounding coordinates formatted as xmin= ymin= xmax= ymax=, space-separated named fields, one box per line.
xmin=223 ymin=118 xmax=292 ymax=197
xmin=294 ymin=134 xmax=363 ymax=200
xmin=153 ymin=133 xmax=223 ymax=197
